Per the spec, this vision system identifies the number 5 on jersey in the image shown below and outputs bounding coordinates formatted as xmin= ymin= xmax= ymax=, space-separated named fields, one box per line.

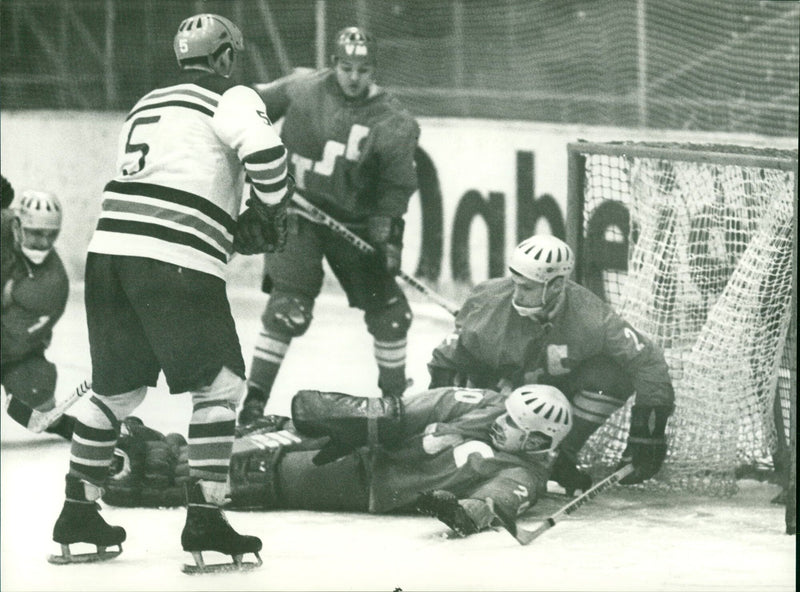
xmin=122 ymin=116 xmax=161 ymax=175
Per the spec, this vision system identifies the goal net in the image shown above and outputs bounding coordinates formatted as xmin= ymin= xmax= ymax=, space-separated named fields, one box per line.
xmin=567 ymin=142 xmax=797 ymax=507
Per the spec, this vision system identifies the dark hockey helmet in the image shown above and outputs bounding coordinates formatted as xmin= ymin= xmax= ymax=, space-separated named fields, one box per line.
xmin=332 ymin=26 xmax=376 ymax=64
xmin=173 ymin=13 xmax=244 ymax=65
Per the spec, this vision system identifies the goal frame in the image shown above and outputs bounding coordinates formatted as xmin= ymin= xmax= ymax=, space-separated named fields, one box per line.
xmin=566 ymin=141 xmax=797 ymax=534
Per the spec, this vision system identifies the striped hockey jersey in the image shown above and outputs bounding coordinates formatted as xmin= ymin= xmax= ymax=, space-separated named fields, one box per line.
xmin=88 ymin=71 xmax=289 ymax=279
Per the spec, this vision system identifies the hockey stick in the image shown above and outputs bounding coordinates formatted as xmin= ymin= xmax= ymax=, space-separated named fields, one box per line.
xmin=26 ymin=379 xmax=92 ymax=433
xmin=290 ymin=193 xmax=461 ymax=317
xmin=489 ymin=463 xmax=635 ymax=545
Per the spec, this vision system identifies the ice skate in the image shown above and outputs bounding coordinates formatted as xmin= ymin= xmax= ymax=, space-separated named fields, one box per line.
xmin=49 ymin=475 xmax=126 ymax=564
xmin=416 ymin=490 xmax=479 ymax=536
xmin=181 ymin=481 xmax=262 ymax=574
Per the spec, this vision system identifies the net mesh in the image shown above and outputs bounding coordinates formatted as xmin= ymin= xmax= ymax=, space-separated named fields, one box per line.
xmin=573 ymin=143 xmax=797 ymax=496
xmin=1 ymin=0 xmax=797 ymax=137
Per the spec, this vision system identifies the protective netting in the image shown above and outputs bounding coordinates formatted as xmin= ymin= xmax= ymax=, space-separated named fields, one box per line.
xmin=1 ymin=0 xmax=797 ymax=137
xmin=573 ymin=143 xmax=797 ymax=496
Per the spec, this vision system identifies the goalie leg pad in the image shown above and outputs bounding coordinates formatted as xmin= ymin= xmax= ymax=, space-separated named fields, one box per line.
xmin=291 ymin=390 xmax=405 ymax=449
xmin=229 ymin=438 xmax=285 ymax=509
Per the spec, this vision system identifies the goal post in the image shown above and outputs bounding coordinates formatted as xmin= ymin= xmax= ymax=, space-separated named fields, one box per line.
xmin=565 ymin=141 xmax=797 ymax=521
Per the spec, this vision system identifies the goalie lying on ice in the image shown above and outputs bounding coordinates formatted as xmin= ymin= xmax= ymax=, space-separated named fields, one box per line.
xmin=105 ymin=385 xmax=573 ymax=537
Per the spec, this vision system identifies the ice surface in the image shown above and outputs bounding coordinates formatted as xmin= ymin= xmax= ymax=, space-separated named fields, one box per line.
xmin=1 ymin=286 xmax=795 ymax=591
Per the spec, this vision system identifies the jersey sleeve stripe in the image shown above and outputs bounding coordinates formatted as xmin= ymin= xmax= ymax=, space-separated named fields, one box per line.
xmin=126 ymin=99 xmax=214 ymax=121
xmin=104 ymin=180 xmax=235 ymax=233
xmin=250 ymin=178 xmax=286 ymax=195
xmin=245 ymin=158 xmax=287 ymax=183
xmin=96 ymin=218 xmax=228 ymax=263
xmin=243 ymin=144 xmax=287 ymax=164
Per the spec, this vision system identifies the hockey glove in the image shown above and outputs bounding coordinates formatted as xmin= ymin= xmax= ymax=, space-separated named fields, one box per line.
xmin=233 ymin=175 xmax=294 ymax=255
xmin=233 ymin=198 xmax=287 ymax=255
xmin=551 ymin=452 xmax=593 ymax=496
xmin=367 ymin=216 xmax=404 ymax=276
xmin=105 ymin=418 xmax=187 ymax=507
xmin=618 ymin=405 xmax=672 ymax=485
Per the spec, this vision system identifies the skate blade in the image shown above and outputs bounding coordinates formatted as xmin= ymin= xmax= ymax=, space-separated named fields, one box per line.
xmin=182 ymin=551 xmax=262 ymax=575
xmin=47 ymin=544 xmax=123 ymax=565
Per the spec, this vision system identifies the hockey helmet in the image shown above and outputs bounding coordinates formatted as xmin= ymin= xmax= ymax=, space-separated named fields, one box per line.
xmin=13 ymin=190 xmax=62 ymax=265
xmin=509 ymin=234 xmax=574 ymax=284
xmin=491 ymin=384 xmax=572 ymax=454
xmin=173 ymin=14 xmax=244 ymax=65
xmin=332 ymin=26 xmax=376 ymax=64
xmin=15 ymin=190 xmax=62 ymax=230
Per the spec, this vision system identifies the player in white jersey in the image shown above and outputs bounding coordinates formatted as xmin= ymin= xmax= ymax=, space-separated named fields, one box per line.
xmin=49 ymin=14 xmax=291 ymax=574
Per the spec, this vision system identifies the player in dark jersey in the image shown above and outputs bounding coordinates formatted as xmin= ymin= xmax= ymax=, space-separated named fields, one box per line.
xmin=1 ymin=189 xmax=73 ymax=440
xmin=238 ymin=27 xmax=421 ymax=426
xmin=428 ymin=234 xmax=675 ymax=492
xmin=48 ymin=14 xmax=291 ymax=572
xmin=104 ymin=384 xmax=573 ymax=538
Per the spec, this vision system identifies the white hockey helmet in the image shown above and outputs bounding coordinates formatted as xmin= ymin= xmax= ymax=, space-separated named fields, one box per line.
xmin=509 ymin=234 xmax=574 ymax=284
xmin=15 ymin=190 xmax=62 ymax=230
xmin=173 ymin=14 xmax=244 ymax=65
xmin=491 ymin=384 xmax=572 ymax=454
xmin=13 ymin=190 xmax=62 ymax=265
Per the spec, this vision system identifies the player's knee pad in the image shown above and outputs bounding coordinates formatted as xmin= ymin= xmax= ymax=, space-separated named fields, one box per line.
xmin=364 ymin=295 xmax=412 ymax=341
xmin=568 ymin=356 xmax=634 ymax=402
xmin=191 ymin=366 xmax=245 ymax=414
xmin=262 ymin=292 xmax=314 ymax=337
xmin=80 ymin=386 xmax=147 ymax=431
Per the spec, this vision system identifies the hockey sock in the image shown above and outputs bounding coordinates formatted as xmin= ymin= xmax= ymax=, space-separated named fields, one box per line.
xmin=67 ymin=389 xmax=146 ymax=483
xmin=374 ymin=337 xmax=407 ymax=398
xmin=249 ymin=329 xmax=291 ymax=400
xmin=188 ymin=368 xmax=241 ymax=482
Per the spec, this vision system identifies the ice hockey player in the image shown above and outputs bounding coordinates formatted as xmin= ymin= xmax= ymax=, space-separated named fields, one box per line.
xmin=1 ymin=189 xmax=74 ymax=440
xmin=104 ymin=384 xmax=574 ymax=539
xmin=237 ymin=26 xmax=421 ymax=426
xmin=428 ymin=234 xmax=675 ymax=492
xmin=48 ymin=13 xmax=291 ymax=573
